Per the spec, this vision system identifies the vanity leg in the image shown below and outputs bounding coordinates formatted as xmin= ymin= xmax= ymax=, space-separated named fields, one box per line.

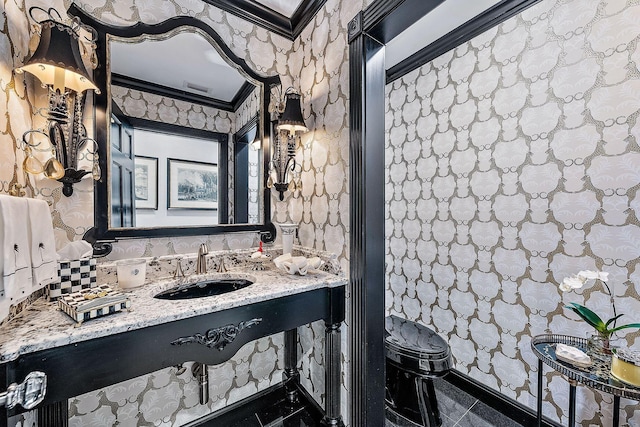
xmin=321 ymin=322 xmax=344 ymax=427
xmin=37 ymin=401 xmax=68 ymax=427
xmin=283 ymin=328 xmax=299 ymax=403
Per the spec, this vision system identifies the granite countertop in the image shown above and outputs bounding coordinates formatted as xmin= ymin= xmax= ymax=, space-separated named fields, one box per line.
xmin=0 ymin=264 xmax=346 ymax=363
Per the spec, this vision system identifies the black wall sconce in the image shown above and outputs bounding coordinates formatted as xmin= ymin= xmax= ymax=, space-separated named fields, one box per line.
xmin=15 ymin=7 xmax=100 ymax=197
xmin=267 ymin=86 xmax=308 ymax=201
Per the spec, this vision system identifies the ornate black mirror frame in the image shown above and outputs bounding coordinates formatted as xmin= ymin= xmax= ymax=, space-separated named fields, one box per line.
xmin=68 ymin=5 xmax=279 ymax=255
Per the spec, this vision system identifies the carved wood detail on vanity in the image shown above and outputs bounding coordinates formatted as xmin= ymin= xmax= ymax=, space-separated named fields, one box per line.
xmin=170 ymin=318 xmax=262 ymax=350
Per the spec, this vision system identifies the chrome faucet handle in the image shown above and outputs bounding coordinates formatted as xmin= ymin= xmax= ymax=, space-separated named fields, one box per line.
xmin=216 ymin=256 xmax=227 ymax=273
xmin=173 ymin=257 xmax=186 ymax=280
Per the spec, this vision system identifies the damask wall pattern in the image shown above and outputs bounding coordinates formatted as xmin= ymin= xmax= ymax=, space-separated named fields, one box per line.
xmin=66 ymin=335 xmax=284 ymax=426
xmin=385 ymin=0 xmax=640 ymax=425
xmin=277 ymin=1 xmax=364 ymax=421
xmin=0 ymin=0 xmax=97 ymax=249
xmin=234 ymin=85 xmax=260 ymax=133
xmin=234 ymin=86 xmax=261 ymax=224
xmin=111 ymin=85 xmax=234 ymax=134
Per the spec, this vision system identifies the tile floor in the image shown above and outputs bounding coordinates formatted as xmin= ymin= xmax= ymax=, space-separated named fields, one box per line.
xmin=385 ymin=377 xmax=523 ymax=427
xmin=191 ymin=376 xmax=522 ymax=427
xmin=189 ymin=385 xmax=322 ymax=427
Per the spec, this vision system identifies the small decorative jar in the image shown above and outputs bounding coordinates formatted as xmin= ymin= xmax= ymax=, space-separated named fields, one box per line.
xmin=586 ymin=332 xmax=622 ymax=364
xmin=611 ymin=348 xmax=640 ymax=387
xmin=587 ymin=333 xmax=613 ymax=356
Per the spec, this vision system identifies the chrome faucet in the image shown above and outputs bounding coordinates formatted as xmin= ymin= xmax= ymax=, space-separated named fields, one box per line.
xmin=196 ymin=243 xmax=209 ymax=274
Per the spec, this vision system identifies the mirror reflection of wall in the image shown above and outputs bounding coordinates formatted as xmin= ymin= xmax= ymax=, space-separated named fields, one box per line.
xmin=234 ymin=125 xmax=261 ymax=225
xmin=133 ymin=129 xmax=220 ymax=227
xmin=107 ymin=29 xmax=263 ymax=230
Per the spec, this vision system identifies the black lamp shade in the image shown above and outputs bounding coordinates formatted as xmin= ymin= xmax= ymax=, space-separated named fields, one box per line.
xmin=17 ymin=20 xmax=98 ymax=93
xmin=277 ymin=92 xmax=308 ymax=133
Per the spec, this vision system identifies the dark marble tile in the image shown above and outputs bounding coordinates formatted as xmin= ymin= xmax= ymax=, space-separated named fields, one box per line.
xmin=196 ymin=412 xmax=262 ymax=427
xmin=278 ymin=407 xmax=319 ymax=427
xmin=190 ymin=385 xmax=322 ymax=427
xmin=229 ymin=414 xmax=263 ymax=427
xmin=455 ymin=401 xmax=524 ymax=427
xmin=385 ymin=408 xmax=422 ymax=427
xmin=440 ymin=413 xmax=460 ymax=427
xmin=432 ymin=377 xmax=477 ymax=423
xmin=385 ymin=375 xmax=529 ymax=427
xmin=256 ymin=397 xmax=308 ymax=426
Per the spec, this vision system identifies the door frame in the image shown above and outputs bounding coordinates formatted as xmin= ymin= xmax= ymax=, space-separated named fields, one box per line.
xmin=347 ymin=1 xmax=542 ymax=425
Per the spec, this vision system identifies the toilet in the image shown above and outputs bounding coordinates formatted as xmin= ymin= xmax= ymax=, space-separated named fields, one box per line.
xmin=385 ymin=315 xmax=452 ymax=427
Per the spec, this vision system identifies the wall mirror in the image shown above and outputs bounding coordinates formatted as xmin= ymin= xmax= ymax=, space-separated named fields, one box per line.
xmin=70 ymin=5 xmax=279 ymax=249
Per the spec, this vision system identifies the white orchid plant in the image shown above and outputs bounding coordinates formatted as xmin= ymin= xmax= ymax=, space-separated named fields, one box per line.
xmin=560 ymin=270 xmax=640 ymax=339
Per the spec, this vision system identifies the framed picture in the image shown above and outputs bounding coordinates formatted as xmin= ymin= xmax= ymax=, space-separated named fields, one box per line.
xmin=167 ymin=158 xmax=218 ymax=210
xmin=134 ymin=156 xmax=158 ymax=210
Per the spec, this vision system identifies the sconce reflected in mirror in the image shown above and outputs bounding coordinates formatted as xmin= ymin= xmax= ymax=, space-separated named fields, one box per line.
xmin=267 ymin=86 xmax=308 ymax=201
xmin=250 ymin=119 xmax=262 ymax=151
xmin=15 ymin=7 xmax=100 ymax=197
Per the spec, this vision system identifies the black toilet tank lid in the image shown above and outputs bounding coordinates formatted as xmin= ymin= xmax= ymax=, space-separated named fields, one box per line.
xmin=384 ymin=315 xmax=450 ymax=360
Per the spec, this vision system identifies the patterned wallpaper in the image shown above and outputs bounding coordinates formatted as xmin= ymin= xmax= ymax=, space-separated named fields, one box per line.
xmin=282 ymin=2 xmax=362 ymax=421
xmin=0 ymin=0 xmax=96 ymax=249
xmin=111 ymin=85 xmax=234 ymax=134
xmin=385 ymin=0 xmax=640 ymax=426
xmin=234 ymin=85 xmax=260 ymax=133
xmin=67 ymin=335 xmax=284 ymax=426
xmin=233 ymin=87 xmax=262 ymax=224
xmin=3 ymin=0 xmax=358 ymax=425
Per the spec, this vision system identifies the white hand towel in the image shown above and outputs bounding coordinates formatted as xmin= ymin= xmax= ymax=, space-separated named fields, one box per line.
xmin=0 ymin=195 xmax=32 ymax=305
xmin=27 ymin=198 xmax=57 ymax=290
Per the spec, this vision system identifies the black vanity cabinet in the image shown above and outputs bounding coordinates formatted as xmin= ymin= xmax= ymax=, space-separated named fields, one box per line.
xmin=0 ymin=284 xmax=345 ymax=427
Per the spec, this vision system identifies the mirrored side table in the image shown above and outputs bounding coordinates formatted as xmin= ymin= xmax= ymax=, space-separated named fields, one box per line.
xmin=531 ymin=334 xmax=640 ymax=427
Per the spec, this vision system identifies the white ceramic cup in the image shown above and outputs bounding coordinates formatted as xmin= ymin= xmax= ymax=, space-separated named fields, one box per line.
xmin=117 ymin=259 xmax=147 ymax=289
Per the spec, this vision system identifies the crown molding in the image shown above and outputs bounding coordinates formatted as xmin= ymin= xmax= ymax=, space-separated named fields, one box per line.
xmin=202 ymin=0 xmax=326 ymax=40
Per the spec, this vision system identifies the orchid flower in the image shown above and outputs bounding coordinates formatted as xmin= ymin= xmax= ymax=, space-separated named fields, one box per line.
xmin=559 ymin=270 xmax=640 ymax=339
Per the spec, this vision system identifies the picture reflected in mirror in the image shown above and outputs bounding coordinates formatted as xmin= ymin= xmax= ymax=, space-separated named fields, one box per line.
xmin=168 ymin=158 xmax=218 ymax=211
xmin=134 ymin=155 xmax=157 ymax=210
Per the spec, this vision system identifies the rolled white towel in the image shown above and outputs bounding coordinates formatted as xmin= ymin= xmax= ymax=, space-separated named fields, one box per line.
xmin=291 ymin=256 xmax=308 ymax=275
xmin=308 ymin=257 xmax=324 ymax=270
xmin=274 ymin=253 xmax=293 ymax=270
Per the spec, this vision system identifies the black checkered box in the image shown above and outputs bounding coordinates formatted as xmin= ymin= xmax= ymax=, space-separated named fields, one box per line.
xmin=47 ymin=258 xmax=97 ymax=301
xmin=58 ymin=284 xmax=130 ymax=324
